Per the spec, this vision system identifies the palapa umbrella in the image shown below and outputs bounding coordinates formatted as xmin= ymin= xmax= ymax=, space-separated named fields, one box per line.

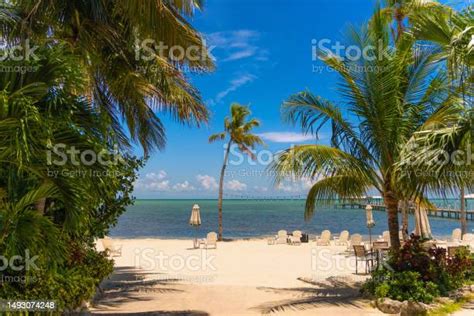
xmin=189 ymin=204 xmax=202 ymax=248
xmin=366 ymin=204 xmax=375 ymax=247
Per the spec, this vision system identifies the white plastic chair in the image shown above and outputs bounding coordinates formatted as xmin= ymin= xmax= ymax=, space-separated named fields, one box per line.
xmin=101 ymin=237 xmax=123 ymax=257
xmin=201 ymin=232 xmax=217 ymax=249
xmin=335 ymin=230 xmax=349 ymax=246
xmin=289 ymin=230 xmax=302 ymax=245
xmin=316 ymin=230 xmax=331 ymax=246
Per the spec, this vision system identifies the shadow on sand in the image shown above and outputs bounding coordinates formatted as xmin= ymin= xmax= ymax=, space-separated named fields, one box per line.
xmin=91 ymin=266 xmax=208 ymax=315
xmin=252 ymin=276 xmax=367 ymax=314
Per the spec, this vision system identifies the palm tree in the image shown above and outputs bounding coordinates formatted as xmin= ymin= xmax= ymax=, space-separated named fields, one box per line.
xmin=209 ymin=104 xmax=264 ymax=241
xmin=1 ymin=0 xmax=214 ymax=154
xmin=379 ymin=0 xmax=440 ymax=42
xmin=401 ymin=4 xmax=473 ymax=234
xmin=271 ymin=9 xmax=455 ymax=250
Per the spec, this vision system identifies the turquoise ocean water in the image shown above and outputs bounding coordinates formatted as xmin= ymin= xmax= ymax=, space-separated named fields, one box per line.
xmin=110 ymin=199 xmax=473 ymax=239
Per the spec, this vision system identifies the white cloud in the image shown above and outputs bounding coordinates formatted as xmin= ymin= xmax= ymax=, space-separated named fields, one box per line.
xmin=214 ymin=74 xmax=256 ymax=103
xmin=196 ymin=174 xmax=218 ymax=190
xmin=144 ymin=170 xmax=167 ymax=181
xmin=277 ymin=183 xmax=297 ymax=193
xmin=258 ymin=132 xmax=315 ymax=143
xmin=276 ymin=177 xmax=316 ymax=193
xmin=172 ymin=181 xmax=195 ymax=192
xmin=206 ymin=30 xmax=267 ymax=62
xmin=225 ymin=180 xmax=247 ymax=191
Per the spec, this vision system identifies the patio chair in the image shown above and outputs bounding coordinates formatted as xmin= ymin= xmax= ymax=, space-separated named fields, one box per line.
xmin=334 ymin=230 xmax=349 ymax=246
xmin=101 ymin=237 xmax=123 ymax=257
xmin=353 ymin=245 xmax=374 ymax=274
xmin=316 ymin=230 xmax=331 ymax=246
xmin=201 ymin=232 xmax=218 ymax=249
xmin=289 ymin=230 xmax=302 ymax=245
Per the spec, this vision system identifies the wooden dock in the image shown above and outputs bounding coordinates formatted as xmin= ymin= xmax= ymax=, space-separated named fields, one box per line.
xmin=337 ymin=201 xmax=474 ymax=221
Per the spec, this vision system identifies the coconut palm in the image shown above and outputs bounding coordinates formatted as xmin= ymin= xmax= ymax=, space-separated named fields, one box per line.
xmin=271 ymin=9 xmax=456 ymax=250
xmin=1 ymin=0 xmax=214 ymax=154
xmin=399 ymin=5 xmax=473 ymax=234
xmin=209 ymin=104 xmax=264 ymax=241
xmin=379 ymin=0 xmax=440 ymax=42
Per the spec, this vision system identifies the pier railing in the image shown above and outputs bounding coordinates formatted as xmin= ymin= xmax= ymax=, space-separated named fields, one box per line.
xmin=337 ymin=198 xmax=474 ymax=221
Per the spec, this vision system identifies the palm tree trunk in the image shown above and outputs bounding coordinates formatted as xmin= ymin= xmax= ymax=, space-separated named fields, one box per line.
xmin=401 ymin=199 xmax=409 ymax=241
xmin=460 ymin=187 xmax=467 ymax=235
xmin=217 ymin=142 xmax=232 ymax=241
xmin=384 ymin=182 xmax=401 ymax=250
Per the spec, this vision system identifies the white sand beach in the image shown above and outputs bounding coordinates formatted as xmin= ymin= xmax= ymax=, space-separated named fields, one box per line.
xmin=91 ymin=239 xmax=384 ymax=315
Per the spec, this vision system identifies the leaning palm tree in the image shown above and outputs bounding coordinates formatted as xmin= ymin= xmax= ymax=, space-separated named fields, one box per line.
xmin=271 ymin=9 xmax=455 ymax=250
xmin=209 ymin=104 xmax=264 ymax=240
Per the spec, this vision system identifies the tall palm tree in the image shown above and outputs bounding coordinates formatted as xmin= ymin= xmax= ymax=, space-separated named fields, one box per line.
xmin=209 ymin=104 xmax=264 ymax=241
xmin=271 ymin=9 xmax=455 ymax=250
xmin=403 ymin=4 xmax=473 ymax=234
xmin=1 ymin=0 xmax=214 ymax=154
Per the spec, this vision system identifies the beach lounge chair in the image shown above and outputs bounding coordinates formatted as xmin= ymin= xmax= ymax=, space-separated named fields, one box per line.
xmin=353 ymin=245 xmax=374 ymax=274
xmin=451 ymin=228 xmax=462 ymax=243
xmin=275 ymin=230 xmax=288 ymax=244
xmin=201 ymin=232 xmax=218 ymax=249
xmin=316 ymin=230 xmax=331 ymax=246
xmin=101 ymin=237 xmax=123 ymax=257
xmin=349 ymin=233 xmax=362 ymax=249
xmin=334 ymin=230 xmax=349 ymax=246
xmin=289 ymin=230 xmax=302 ymax=245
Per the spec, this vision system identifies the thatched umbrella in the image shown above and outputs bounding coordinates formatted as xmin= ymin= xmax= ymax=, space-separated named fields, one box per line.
xmin=189 ymin=204 xmax=201 ymax=248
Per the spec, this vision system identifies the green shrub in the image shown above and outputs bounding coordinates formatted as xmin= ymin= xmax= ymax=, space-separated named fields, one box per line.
xmin=362 ymin=235 xmax=473 ymax=303
xmin=0 ymin=247 xmax=113 ymax=312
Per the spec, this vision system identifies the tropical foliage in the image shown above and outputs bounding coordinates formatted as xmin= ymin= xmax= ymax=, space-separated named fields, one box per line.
xmin=1 ymin=0 xmax=214 ymax=154
xmin=209 ymin=104 xmax=263 ymax=240
xmin=362 ymin=235 xmax=474 ymax=303
xmin=0 ymin=0 xmax=209 ymax=311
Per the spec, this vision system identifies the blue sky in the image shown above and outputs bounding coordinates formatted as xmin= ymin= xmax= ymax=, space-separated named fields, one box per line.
xmin=134 ymin=0 xmax=380 ymax=198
